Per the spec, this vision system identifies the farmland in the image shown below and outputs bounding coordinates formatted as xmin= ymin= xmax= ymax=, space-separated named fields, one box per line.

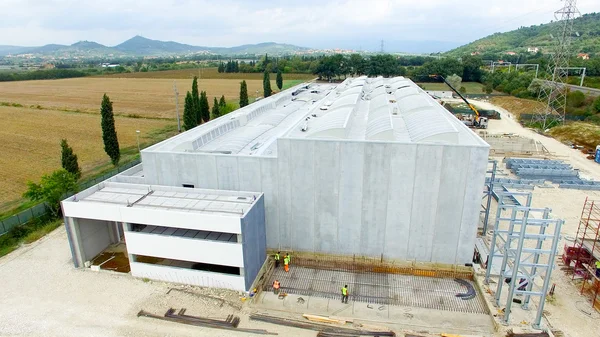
xmin=0 ymin=77 xmax=298 ymax=119
xmin=0 ymin=106 xmax=176 ymax=210
xmin=0 ymin=71 xmax=314 ymax=212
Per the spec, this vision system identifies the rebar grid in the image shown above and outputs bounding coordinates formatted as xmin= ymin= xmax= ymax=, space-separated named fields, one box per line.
xmin=267 ymin=266 xmax=488 ymax=314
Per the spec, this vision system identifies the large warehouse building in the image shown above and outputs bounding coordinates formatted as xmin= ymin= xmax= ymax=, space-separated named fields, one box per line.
xmin=62 ymin=76 xmax=489 ymax=291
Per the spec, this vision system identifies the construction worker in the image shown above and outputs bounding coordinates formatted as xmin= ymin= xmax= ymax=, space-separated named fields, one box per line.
xmin=341 ymin=285 xmax=349 ymax=304
xmin=287 ymin=252 xmax=292 ymax=264
xmin=284 ymin=255 xmax=290 ymax=272
xmin=274 ymin=251 xmax=280 ymax=268
xmin=273 ymin=280 xmax=280 ymax=295
xmin=595 ymin=260 xmax=600 ymax=277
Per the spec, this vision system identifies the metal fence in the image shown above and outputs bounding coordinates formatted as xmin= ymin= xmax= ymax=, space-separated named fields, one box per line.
xmin=0 ymin=159 xmax=141 ymax=236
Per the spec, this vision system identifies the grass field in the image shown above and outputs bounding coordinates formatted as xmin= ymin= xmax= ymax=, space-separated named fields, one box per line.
xmin=0 ymin=106 xmax=176 ymax=210
xmin=101 ymin=67 xmax=316 ymax=81
xmin=0 ymin=78 xmax=305 ymax=119
xmin=549 ymin=122 xmax=600 ymax=150
xmin=416 ymin=82 xmax=490 ymax=94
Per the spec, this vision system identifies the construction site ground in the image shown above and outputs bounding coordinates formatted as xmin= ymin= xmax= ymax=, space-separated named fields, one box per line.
xmin=0 ymin=99 xmax=599 ymax=337
xmin=471 ymin=99 xmax=600 ymax=337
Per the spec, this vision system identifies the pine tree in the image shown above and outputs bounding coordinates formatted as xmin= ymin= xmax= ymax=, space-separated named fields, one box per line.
xmin=200 ymin=91 xmax=210 ymax=122
xmin=183 ymin=91 xmax=196 ymax=130
xmin=191 ymin=76 xmax=201 ymax=125
xmin=212 ymin=97 xmax=221 ymax=119
xmin=60 ymin=139 xmax=81 ymax=179
xmin=219 ymin=95 xmax=226 ymax=108
xmin=276 ymin=69 xmax=283 ymax=90
xmin=239 ymin=80 xmax=249 ymax=107
xmin=263 ymin=71 xmax=272 ymax=97
xmin=100 ymin=94 xmax=120 ymax=166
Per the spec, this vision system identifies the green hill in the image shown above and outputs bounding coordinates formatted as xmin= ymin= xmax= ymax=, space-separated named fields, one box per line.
xmin=446 ymin=12 xmax=600 ymax=56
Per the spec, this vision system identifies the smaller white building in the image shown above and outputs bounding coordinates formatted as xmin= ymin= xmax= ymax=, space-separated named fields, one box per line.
xmin=61 ymin=182 xmax=266 ymax=291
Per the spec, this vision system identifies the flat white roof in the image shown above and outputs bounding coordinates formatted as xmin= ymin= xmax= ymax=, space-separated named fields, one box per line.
xmin=64 ymin=182 xmax=261 ymax=217
xmin=144 ymin=78 xmax=487 ymax=157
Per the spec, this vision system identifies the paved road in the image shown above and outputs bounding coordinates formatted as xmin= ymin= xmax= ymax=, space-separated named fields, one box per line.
xmin=542 ymin=80 xmax=600 ymax=97
xmin=565 ymin=83 xmax=600 ymax=97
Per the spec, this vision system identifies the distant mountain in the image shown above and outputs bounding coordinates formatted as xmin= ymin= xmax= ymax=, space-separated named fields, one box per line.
xmin=446 ymin=12 xmax=600 ymax=56
xmin=114 ymin=36 xmax=208 ymax=55
xmin=0 ymin=45 xmax=37 ymax=55
xmin=0 ymin=35 xmax=311 ymax=58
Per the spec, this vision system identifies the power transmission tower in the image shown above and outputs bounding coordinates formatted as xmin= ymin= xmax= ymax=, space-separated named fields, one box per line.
xmin=173 ymin=81 xmax=181 ymax=133
xmin=531 ymin=0 xmax=579 ymax=130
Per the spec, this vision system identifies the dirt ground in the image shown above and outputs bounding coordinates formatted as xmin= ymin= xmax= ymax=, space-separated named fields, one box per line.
xmin=0 ymin=105 xmax=174 ymax=209
xmin=474 ymin=99 xmax=600 ymax=337
xmin=0 ymin=77 xmax=297 ymax=119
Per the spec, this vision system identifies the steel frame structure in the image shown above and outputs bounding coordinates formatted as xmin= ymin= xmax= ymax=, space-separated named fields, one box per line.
xmin=481 ymin=160 xmax=497 ymax=234
xmin=487 ymin=204 xmax=563 ymax=328
xmin=571 ymin=197 xmax=600 ymax=310
xmin=557 ymin=66 xmax=586 ymax=87
xmin=491 ymin=62 xmax=512 ymax=74
xmin=514 ymin=64 xmax=540 ymax=78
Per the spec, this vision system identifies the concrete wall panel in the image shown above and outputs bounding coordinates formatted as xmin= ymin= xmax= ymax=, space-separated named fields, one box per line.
xmin=408 ymin=144 xmax=443 ymax=261
xmin=431 ymin=146 xmax=470 ymax=264
xmin=77 ymin=218 xmax=113 ymax=262
xmin=384 ymin=144 xmax=417 ymax=260
xmin=337 ymin=142 xmax=365 ymax=255
xmin=195 ymin=155 xmax=219 ymax=189
xmin=457 ymin=146 xmax=489 ymax=263
xmin=238 ymin=157 xmax=263 ymax=192
xmin=125 ymin=231 xmax=244 ymax=267
xmin=215 ymin=156 xmax=240 ymax=190
xmin=130 ymin=262 xmax=246 ymax=290
xmin=361 ymin=143 xmax=391 ymax=257
xmin=260 ymin=158 xmax=279 ymax=248
xmin=276 ymin=139 xmax=293 ymax=249
xmin=241 ymin=195 xmax=267 ymax=290
xmin=289 ymin=140 xmax=315 ymax=252
xmin=313 ymin=141 xmax=340 ymax=253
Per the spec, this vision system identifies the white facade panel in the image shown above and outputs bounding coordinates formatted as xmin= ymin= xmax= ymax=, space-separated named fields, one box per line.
xmin=62 ymin=201 xmax=242 ymax=234
xmin=130 ymin=262 xmax=245 ymax=290
xmin=125 ymin=231 xmax=244 ymax=267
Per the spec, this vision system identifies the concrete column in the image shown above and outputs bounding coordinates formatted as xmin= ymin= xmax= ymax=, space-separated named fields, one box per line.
xmin=66 ymin=217 xmax=85 ymax=267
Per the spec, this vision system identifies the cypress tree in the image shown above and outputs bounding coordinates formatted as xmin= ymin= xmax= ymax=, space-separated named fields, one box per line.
xmin=200 ymin=91 xmax=210 ymax=122
xmin=191 ymin=76 xmax=201 ymax=125
xmin=183 ymin=91 xmax=196 ymax=130
xmin=219 ymin=95 xmax=226 ymax=108
xmin=212 ymin=97 xmax=221 ymax=119
xmin=263 ymin=70 xmax=272 ymax=97
xmin=100 ymin=94 xmax=120 ymax=166
xmin=239 ymin=80 xmax=249 ymax=107
xmin=276 ymin=69 xmax=283 ymax=90
xmin=60 ymin=139 xmax=81 ymax=179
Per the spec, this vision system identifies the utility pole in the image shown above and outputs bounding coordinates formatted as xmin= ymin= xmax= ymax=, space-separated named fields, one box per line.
xmin=173 ymin=81 xmax=181 ymax=132
xmin=531 ymin=0 xmax=580 ymax=130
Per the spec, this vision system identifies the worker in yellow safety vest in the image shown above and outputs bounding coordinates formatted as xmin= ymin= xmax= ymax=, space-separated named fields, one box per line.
xmin=274 ymin=251 xmax=280 ymax=268
xmin=341 ymin=285 xmax=349 ymax=304
xmin=273 ymin=280 xmax=280 ymax=294
xmin=284 ymin=255 xmax=290 ymax=272
xmin=595 ymin=260 xmax=600 ymax=277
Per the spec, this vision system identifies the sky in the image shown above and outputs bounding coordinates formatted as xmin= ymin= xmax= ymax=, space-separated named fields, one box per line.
xmin=0 ymin=0 xmax=598 ymax=53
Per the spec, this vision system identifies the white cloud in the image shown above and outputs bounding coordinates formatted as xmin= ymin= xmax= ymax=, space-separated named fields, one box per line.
xmin=0 ymin=0 xmax=597 ymax=50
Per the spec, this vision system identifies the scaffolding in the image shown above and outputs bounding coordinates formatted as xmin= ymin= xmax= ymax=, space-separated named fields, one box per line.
xmin=569 ymin=198 xmax=600 ymax=310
